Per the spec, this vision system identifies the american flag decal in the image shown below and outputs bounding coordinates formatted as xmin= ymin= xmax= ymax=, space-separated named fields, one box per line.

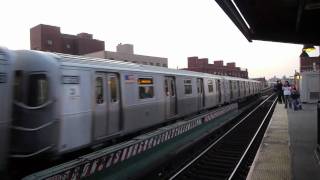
xmin=125 ymin=75 xmax=136 ymax=83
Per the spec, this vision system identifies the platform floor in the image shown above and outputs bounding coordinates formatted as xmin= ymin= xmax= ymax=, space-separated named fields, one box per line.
xmin=247 ymin=103 xmax=320 ymax=180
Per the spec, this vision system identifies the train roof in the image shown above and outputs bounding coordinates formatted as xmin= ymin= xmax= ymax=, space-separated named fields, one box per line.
xmin=0 ymin=46 xmax=14 ymax=64
xmin=17 ymin=50 xmax=259 ymax=83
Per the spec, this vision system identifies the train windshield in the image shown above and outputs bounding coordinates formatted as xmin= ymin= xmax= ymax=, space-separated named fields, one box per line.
xmin=27 ymin=74 xmax=49 ymax=107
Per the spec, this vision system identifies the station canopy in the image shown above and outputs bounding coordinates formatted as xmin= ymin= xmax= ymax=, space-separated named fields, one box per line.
xmin=215 ymin=0 xmax=320 ymax=45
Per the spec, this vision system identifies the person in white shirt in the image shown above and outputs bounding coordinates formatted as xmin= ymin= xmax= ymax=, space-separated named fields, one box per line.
xmin=282 ymin=81 xmax=292 ymax=108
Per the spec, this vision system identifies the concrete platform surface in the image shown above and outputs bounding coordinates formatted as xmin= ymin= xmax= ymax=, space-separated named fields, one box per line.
xmin=248 ymin=103 xmax=291 ymax=180
xmin=248 ymin=103 xmax=320 ymax=180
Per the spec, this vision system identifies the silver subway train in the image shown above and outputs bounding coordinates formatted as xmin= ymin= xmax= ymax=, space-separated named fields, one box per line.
xmin=0 ymin=47 xmax=14 ymax=171
xmin=9 ymin=50 xmax=262 ymax=158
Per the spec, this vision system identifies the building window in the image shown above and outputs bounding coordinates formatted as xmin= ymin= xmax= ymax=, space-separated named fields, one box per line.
xmin=184 ymin=79 xmax=192 ymax=94
xmin=124 ymin=60 xmax=128 ymax=62
xmin=150 ymin=62 xmax=154 ymax=65
xmin=138 ymin=78 xmax=154 ymax=99
xmin=208 ymin=80 xmax=214 ymax=93
xmin=96 ymin=77 xmax=104 ymax=104
xmin=163 ymin=64 xmax=167 ymax=67
xmin=156 ymin=63 xmax=160 ymax=66
xmin=132 ymin=61 xmax=137 ymax=63
xmin=47 ymin=40 xmax=53 ymax=46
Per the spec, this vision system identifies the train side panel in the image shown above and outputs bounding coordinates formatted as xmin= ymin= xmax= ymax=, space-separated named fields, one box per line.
xmin=0 ymin=48 xmax=14 ymax=171
xmin=176 ymin=76 xmax=198 ymax=116
xmin=121 ymin=72 xmax=165 ymax=133
xmin=58 ymin=67 xmax=92 ymax=153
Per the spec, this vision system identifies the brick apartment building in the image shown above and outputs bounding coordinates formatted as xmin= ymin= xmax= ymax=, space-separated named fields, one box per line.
xmin=85 ymin=43 xmax=168 ymax=67
xmin=30 ymin=24 xmax=105 ymax=55
xmin=300 ymin=56 xmax=320 ymax=72
xmin=184 ymin=56 xmax=248 ymax=78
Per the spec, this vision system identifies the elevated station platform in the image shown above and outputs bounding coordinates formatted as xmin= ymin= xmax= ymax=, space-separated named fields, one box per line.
xmin=248 ymin=103 xmax=320 ymax=180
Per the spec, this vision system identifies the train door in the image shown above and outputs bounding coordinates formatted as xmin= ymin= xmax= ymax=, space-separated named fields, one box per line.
xmin=197 ymin=78 xmax=205 ymax=109
xmin=216 ymin=79 xmax=222 ymax=103
xmin=164 ymin=76 xmax=177 ymax=118
xmin=93 ymin=73 xmax=120 ymax=140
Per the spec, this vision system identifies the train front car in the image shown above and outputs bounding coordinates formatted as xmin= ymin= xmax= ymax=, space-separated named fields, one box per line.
xmin=10 ymin=50 xmax=60 ymax=158
xmin=0 ymin=47 xmax=14 ymax=174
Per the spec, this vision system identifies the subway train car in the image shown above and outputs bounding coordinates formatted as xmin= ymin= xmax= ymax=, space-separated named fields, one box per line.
xmin=10 ymin=50 xmax=261 ymax=158
xmin=0 ymin=47 xmax=14 ymax=172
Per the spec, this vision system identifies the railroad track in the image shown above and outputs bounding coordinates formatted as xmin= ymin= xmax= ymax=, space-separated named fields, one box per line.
xmin=169 ymin=94 xmax=277 ymax=180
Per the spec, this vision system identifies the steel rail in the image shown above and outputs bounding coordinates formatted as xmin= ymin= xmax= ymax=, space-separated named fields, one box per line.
xmin=169 ymin=94 xmax=275 ymax=180
xmin=227 ymin=97 xmax=277 ymax=180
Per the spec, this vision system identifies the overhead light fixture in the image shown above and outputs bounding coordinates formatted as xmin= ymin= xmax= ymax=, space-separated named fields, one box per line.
xmin=303 ymin=44 xmax=316 ymax=52
xmin=300 ymin=51 xmax=309 ymax=57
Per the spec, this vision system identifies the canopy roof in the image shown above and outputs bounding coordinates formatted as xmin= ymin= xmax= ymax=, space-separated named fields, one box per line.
xmin=215 ymin=0 xmax=320 ymax=45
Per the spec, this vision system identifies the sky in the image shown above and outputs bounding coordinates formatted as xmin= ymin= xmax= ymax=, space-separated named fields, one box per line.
xmin=0 ymin=0 xmax=310 ymax=79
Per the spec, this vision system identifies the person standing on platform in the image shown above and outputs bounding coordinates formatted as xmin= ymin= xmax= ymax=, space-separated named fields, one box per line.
xmin=291 ymin=85 xmax=302 ymax=110
xmin=276 ymin=80 xmax=284 ymax=103
xmin=282 ymin=81 xmax=292 ymax=108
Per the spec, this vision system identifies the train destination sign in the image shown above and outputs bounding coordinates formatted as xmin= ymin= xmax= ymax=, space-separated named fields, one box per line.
xmin=62 ymin=76 xmax=80 ymax=84
xmin=138 ymin=78 xmax=153 ymax=85
xmin=0 ymin=73 xmax=7 ymax=83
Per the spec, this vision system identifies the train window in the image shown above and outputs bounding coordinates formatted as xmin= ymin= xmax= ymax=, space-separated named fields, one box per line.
xmin=110 ymin=77 xmax=118 ymax=102
xmin=14 ymin=71 xmax=23 ymax=102
xmin=27 ymin=74 xmax=48 ymax=107
xmin=229 ymin=80 xmax=233 ymax=99
xmin=184 ymin=79 xmax=192 ymax=95
xmin=165 ymin=79 xmax=169 ymax=96
xmin=216 ymin=79 xmax=222 ymax=102
xmin=139 ymin=86 xmax=154 ymax=99
xmin=96 ymin=77 xmax=104 ymax=104
xmin=139 ymin=78 xmax=154 ymax=99
xmin=171 ymin=80 xmax=175 ymax=96
xmin=208 ymin=80 xmax=214 ymax=93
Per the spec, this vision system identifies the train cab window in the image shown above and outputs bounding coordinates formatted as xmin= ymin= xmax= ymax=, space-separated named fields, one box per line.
xmin=184 ymin=79 xmax=192 ymax=95
xmin=110 ymin=77 xmax=118 ymax=102
xmin=208 ymin=80 xmax=214 ymax=93
xmin=27 ymin=74 xmax=49 ymax=107
xmin=14 ymin=71 xmax=23 ymax=102
xmin=96 ymin=77 xmax=104 ymax=104
xmin=138 ymin=78 xmax=154 ymax=99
